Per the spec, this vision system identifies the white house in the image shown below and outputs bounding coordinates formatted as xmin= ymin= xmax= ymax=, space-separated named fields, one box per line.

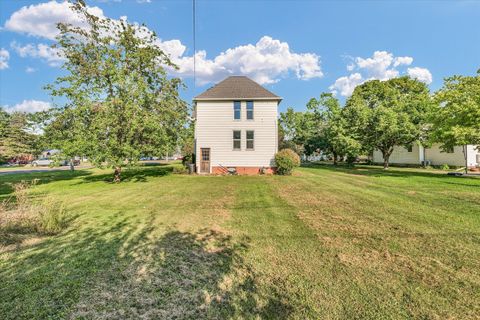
xmin=373 ymin=144 xmax=480 ymax=168
xmin=193 ymin=76 xmax=281 ymax=174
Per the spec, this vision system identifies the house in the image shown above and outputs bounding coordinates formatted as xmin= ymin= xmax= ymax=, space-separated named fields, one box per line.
xmin=193 ymin=76 xmax=281 ymax=174
xmin=372 ymin=144 xmax=480 ymax=168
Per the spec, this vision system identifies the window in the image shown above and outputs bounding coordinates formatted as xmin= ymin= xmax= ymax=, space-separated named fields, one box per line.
xmin=246 ymin=130 xmax=254 ymax=150
xmin=407 ymin=145 xmax=413 ymax=152
xmin=246 ymin=101 xmax=254 ymax=120
xmin=446 ymin=146 xmax=454 ymax=153
xmin=233 ymin=130 xmax=241 ymax=150
xmin=234 ymin=101 xmax=241 ymax=120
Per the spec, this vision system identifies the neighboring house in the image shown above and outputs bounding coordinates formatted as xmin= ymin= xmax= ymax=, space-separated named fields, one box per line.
xmin=41 ymin=149 xmax=61 ymax=158
xmin=193 ymin=76 xmax=281 ymax=174
xmin=373 ymin=144 xmax=480 ymax=168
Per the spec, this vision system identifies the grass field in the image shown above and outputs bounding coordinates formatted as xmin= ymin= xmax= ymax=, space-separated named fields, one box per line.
xmin=1 ymin=164 xmax=479 ymax=319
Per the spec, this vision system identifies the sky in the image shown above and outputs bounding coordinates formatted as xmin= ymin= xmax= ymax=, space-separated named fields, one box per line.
xmin=0 ymin=0 xmax=479 ymax=114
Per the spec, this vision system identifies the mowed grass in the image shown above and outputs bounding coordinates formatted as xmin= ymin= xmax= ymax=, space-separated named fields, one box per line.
xmin=0 ymin=164 xmax=479 ymax=319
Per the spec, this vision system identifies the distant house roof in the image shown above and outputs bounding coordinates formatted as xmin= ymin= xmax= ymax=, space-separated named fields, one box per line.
xmin=194 ymin=76 xmax=282 ymax=101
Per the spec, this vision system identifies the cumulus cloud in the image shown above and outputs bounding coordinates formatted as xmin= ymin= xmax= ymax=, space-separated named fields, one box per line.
xmin=4 ymin=100 xmax=51 ymax=113
xmin=165 ymin=36 xmax=323 ymax=85
xmin=25 ymin=67 xmax=37 ymax=73
xmin=4 ymin=2 xmax=322 ymax=85
xmin=330 ymin=51 xmax=432 ymax=96
xmin=407 ymin=67 xmax=433 ymax=84
xmin=4 ymin=0 xmax=105 ymax=40
xmin=11 ymin=41 xmax=65 ymax=67
xmin=0 ymin=48 xmax=9 ymax=70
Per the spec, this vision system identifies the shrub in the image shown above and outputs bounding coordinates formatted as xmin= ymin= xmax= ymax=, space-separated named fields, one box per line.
xmin=441 ymin=164 xmax=450 ymax=170
xmin=173 ymin=165 xmax=188 ymax=174
xmin=275 ymin=149 xmax=300 ymax=175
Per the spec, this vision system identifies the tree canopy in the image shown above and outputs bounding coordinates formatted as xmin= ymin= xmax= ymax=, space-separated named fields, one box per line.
xmin=44 ymin=0 xmax=189 ymax=181
xmin=344 ymin=77 xmax=433 ymax=168
xmin=430 ymin=69 xmax=480 ymax=150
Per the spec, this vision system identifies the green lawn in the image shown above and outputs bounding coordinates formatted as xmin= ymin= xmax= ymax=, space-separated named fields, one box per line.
xmin=1 ymin=164 xmax=479 ymax=319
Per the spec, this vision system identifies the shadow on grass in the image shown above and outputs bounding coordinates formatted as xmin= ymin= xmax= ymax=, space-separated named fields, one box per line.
xmin=0 ymin=170 xmax=93 ymax=201
xmin=77 ymin=165 xmax=174 ymax=184
xmin=0 ymin=218 xmax=293 ymax=319
xmin=303 ymin=162 xmax=480 ymax=183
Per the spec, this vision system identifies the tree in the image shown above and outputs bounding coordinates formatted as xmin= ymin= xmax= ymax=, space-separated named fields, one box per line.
xmin=430 ymin=69 xmax=480 ymax=156
xmin=307 ymin=93 xmax=361 ymax=165
xmin=344 ymin=77 xmax=433 ymax=169
xmin=45 ymin=1 xmax=188 ymax=182
xmin=279 ymin=107 xmax=315 ymax=155
xmin=0 ymin=110 xmax=38 ymax=163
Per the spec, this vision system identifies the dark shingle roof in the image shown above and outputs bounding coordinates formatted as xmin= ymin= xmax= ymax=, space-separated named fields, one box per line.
xmin=194 ymin=76 xmax=281 ymax=101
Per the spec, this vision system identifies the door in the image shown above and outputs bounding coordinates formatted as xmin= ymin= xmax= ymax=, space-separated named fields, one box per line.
xmin=200 ymin=148 xmax=210 ymax=173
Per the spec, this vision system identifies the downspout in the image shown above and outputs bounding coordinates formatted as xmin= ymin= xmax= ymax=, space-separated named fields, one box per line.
xmin=464 ymin=145 xmax=468 ymax=174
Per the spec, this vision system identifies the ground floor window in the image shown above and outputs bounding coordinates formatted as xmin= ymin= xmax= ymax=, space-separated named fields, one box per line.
xmin=233 ymin=130 xmax=241 ymax=150
xmin=246 ymin=130 xmax=254 ymax=150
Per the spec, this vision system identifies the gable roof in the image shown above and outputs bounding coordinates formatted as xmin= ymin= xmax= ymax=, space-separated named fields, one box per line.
xmin=194 ymin=76 xmax=282 ymax=101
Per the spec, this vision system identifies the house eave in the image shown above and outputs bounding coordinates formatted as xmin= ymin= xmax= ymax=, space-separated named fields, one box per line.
xmin=193 ymin=97 xmax=283 ymax=102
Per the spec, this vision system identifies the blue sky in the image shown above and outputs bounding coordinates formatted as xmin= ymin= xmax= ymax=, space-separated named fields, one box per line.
xmin=0 ymin=0 xmax=479 ymax=114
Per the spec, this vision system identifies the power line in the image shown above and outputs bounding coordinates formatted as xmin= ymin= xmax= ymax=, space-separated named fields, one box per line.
xmin=193 ymin=0 xmax=196 ymax=88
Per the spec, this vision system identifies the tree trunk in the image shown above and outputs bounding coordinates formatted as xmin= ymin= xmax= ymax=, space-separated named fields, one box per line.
xmin=333 ymin=152 xmax=338 ymax=165
xmin=382 ymin=149 xmax=392 ymax=170
xmin=69 ymin=158 xmax=75 ymax=171
xmin=113 ymin=166 xmax=122 ymax=183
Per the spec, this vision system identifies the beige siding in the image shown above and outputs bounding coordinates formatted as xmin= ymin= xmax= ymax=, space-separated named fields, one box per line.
xmin=425 ymin=145 xmax=479 ymax=167
xmin=195 ymin=100 xmax=278 ymax=171
xmin=373 ymin=145 xmax=421 ymax=164
xmin=373 ymin=144 xmax=480 ymax=167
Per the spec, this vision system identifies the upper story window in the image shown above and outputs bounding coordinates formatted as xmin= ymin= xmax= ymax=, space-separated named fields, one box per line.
xmin=446 ymin=146 xmax=454 ymax=153
xmin=246 ymin=101 xmax=254 ymax=120
xmin=407 ymin=145 xmax=413 ymax=152
xmin=233 ymin=130 xmax=241 ymax=150
xmin=246 ymin=130 xmax=254 ymax=150
xmin=234 ymin=101 xmax=241 ymax=120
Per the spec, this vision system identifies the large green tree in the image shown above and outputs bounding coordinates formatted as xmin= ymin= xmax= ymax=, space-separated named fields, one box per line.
xmin=279 ymin=107 xmax=315 ymax=155
xmin=0 ymin=109 xmax=39 ymax=163
xmin=306 ymin=93 xmax=361 ymax=164
xmin=45 ymin=1 xmax=188 ymax=181
xmin=344 ymin=77 xmax=433 ymax=169
xmin=430 ymin=69 xmax=480 ymax=152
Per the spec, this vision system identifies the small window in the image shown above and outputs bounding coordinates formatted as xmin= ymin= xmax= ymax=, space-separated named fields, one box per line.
xmin=246 ymin=101 xmax=254 ymax=120
xmin=446 ymin=146 xmax=454 ymax=153
xmin=407 ymin=145 xmax=413 ymax=152
xmin=233 ymin=130 xmax=241 ymax=150
xmin=246 ymin=130 xmax=254 ymax=150
xmin=234 ymin=101 xmax=241 ymax=120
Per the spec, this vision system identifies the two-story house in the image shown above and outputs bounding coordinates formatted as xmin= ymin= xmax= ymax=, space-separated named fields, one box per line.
xmin=193 ymin=76 xmax=281 ymax=174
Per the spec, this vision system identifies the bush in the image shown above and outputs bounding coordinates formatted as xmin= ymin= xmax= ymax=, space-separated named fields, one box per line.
xmin=275 ymin=149 xmax=300 ymax=175
xmin=173 ymin=165 xmax=188 ymax=174
xmin=441 ymin=164 xmax=450 ymax=170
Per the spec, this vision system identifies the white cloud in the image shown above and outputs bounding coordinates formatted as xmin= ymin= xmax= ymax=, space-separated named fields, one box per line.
xmin=407 ymin=67 xmax=433 ymax=84
xmin=137 ymin=0 xmax=152 ymax=3
xmin=11 ymin=41 xmax=65 ymax=67
xmin=329 ymin=73 xmax=363 ymax=97
xmin=393 ymin=56 xmax=413 ymax=67
xmin=4 ymin=1 xmax=105 ymax=40
xmin=330 ymin=51 xmax=432 ymax=96
xmin=4 ymin=2 xmax=322 ymax=85
xmin=166 ymin=36 xmax=323 ymax=85
xmin=4 ymin=100 xmax=51 ymax=113
xmin=25 ymin=67 xmax=37 ymax=73
xmin=0 ymin=48 xmax=9 ymax=70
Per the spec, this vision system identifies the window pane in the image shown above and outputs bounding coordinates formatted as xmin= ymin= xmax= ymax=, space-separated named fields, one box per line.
xmin=246 ymin=101 xmax=253 ymax=119
xmin=233 ymin=130 xmax=241 ymax=139
xmin=246 ymin=140 xmax=254 ymax=149
xmin=246 ymin=131 xmax=254 ymax=139
xmin=234 ymin=101 xmax=241 ymax=120
xmin=233 ymin=140 xmax=241 ymax=149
